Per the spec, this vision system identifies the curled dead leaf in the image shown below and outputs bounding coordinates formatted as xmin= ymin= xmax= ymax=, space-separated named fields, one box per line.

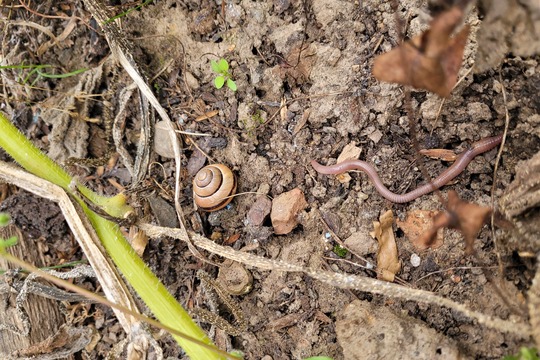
xmin=195 ymin=110 xmax=219 ymax=122
xmin=373 ymin=6 xmax=469 ymax=97
xmin=224 ymin=233 xmax=241 ymax=245
xmin=371 ymin=210 xmax=401 ymax=282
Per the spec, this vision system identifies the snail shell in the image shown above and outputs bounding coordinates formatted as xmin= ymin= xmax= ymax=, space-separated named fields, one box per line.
xmin=193 ymin=164 xmax=237 ymax=211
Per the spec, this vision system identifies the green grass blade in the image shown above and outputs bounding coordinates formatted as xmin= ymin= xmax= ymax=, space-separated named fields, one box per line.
xmin=105 ymin=0 xmax=154 ymax=24
xmin=36 ymin=67 xmax=88 ymax=79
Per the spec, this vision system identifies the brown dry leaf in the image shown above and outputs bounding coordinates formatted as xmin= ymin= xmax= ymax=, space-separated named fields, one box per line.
xmin=293 ymin=108 xmax=311 ymax=135
xmin=396 ymin=210 xmax=444 ymax=250
xmin=418 ymin=191 xmax=492 ymax=254
xmin=14 ymin=324 xmax=91 ymax=358
xmin=419 ymin=148 xmax=457 ymax=162
xmin=224 ymin=233 xmax=241 ymax=245
xmin=370 ymin=210 xmax=401 ymax=282
xmin=373 ymin=6 xmax=469 ymax=97
xmin=129 ymin=226 xmax=148 ymax=256
xmin=195 ymin=109 xmax=219 ymax=122
xmin=285 ymin=43 xmax=318 ymax=83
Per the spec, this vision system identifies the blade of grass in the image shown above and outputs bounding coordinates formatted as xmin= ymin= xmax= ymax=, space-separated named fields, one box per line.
xmin=0 ymin=64 xmax=51 ymax=70
xmin=35 ymin=67 xmax=88 ymax=79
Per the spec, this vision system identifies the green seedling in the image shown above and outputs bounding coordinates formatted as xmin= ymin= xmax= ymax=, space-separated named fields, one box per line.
xmin=211 ymin=58 xmax=237 ymax=91
xmin=0 ymin=213 xmax=10 ymax=226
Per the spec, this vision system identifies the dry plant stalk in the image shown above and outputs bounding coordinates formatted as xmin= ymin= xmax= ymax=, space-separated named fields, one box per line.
xmin=140 ymin=223 xmax=532 ymax=339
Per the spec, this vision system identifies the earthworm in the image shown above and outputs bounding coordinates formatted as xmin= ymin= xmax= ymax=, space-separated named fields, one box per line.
xmin=311 ymin=134 xmax=503 ymax=203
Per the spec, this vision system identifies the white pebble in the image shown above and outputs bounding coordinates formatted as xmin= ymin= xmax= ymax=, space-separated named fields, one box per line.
xmin=410 ymin=253 xmax=421 ymax=267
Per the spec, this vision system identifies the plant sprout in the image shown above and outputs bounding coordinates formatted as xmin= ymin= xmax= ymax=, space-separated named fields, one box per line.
xmin=211 ymin=58 xmax=237 ymax=92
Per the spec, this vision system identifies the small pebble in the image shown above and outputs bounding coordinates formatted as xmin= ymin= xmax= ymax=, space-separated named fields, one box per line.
xmin=357 ymin=192 xmax=369 ymax=201
xmin=246 ymin=196 xmax=272 ymax=226
xmin=410 ymin=253 xmax=421 ymax=267
xmin=217 ymin=261 xmax=253 ymax=295
xmin=270 ymin=188 xmax=307 ymax=235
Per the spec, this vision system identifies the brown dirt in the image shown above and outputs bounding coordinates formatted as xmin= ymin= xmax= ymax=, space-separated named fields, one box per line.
xmin=0 ymin=0 xmax=539 ymax=359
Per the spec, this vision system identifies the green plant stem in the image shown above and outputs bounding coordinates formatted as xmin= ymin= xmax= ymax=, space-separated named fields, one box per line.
xmin=0 ymin=112 xmax=224 ymax=359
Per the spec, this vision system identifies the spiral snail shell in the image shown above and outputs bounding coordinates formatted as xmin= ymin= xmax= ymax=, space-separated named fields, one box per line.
xmin=193 ymin=164 xmax=237 ymax=211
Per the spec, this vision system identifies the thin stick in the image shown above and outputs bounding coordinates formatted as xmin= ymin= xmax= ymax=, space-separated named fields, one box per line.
xmin=490 ymin=72 xmax=510 ymax=276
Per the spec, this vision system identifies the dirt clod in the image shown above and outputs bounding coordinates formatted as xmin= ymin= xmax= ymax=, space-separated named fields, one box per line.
xmin=336 ymin=300 xmax=461 ymax=360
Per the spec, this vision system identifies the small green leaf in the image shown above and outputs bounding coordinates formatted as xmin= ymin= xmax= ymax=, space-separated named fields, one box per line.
xmin=0 ymin=213 xmax=10 ymax=226
xmin=211 ymin=60 xmax=221 ymax=73
xmin=218 ymin=58 xmax=229 ymax=72
xmin=214 ymin=76 xmax=225 ymax=89
xmin=227 ymin=79 xmax=237 ymax=91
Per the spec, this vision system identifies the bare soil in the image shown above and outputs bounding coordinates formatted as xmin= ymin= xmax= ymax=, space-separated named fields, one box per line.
xmin=0 ymin=0 xmax=539 ymax=359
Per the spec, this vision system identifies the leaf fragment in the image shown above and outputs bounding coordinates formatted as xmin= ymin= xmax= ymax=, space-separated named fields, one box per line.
xmin=211 ymin=60 xmax=220 ymax=73
xmin=396 ymin=210 xmax=444 ymax=250
xmin=418 ymin=191 xmax=492 ymax=254
xmin=371 ymin=210 xmax=401 ymax=282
